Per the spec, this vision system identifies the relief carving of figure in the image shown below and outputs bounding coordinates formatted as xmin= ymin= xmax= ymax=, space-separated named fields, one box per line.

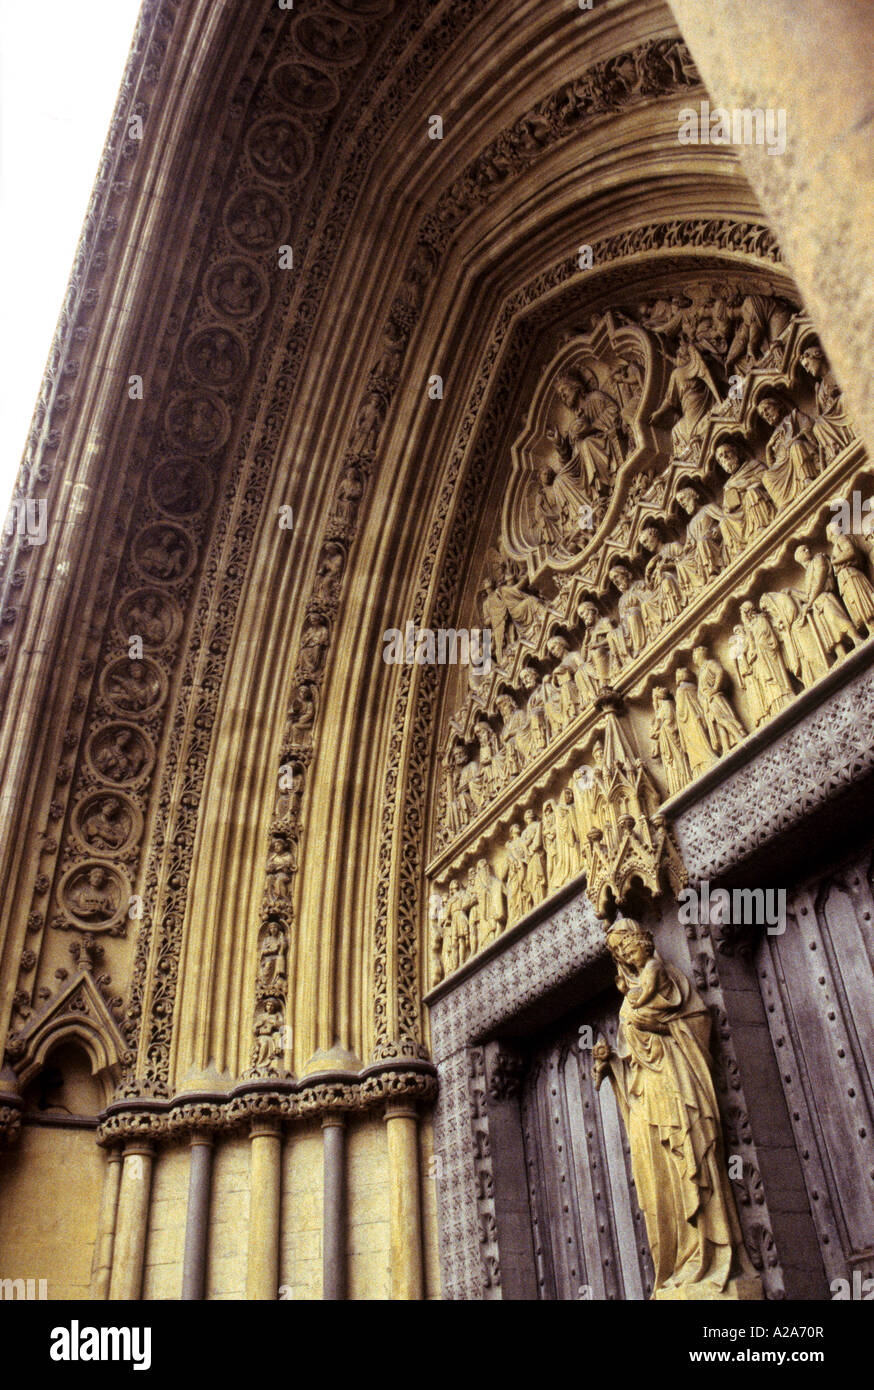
xmin=469 ymin=858 xmax=505 ymax=951
xmin=541 ymin=800 xmax=562 ymax=893
xmin=791 ymin=544 xmax=860 ymax=664
xmin=105 ymin=660 xmax=161 ymax=713
xmin=547 ymin=366 xmax=625 ymax=492
xmin=645 ymin=552 xmax=683 ymax=629
xmin=755 ymin=394 xmax=819 ymax=510
xmin=650 ymin=687 xmax=691 ymax=797
xmin=334 ymin=463 xmax=364 ymax=532
xmin=640 ymin=522 xmax=698 ymax=603
xmin=472 ymin=719 xmax=500 ymax=799
xmin=443 ymin=742 xmax=478 ymax=835
xmin=609 ymin=564 xmax=647 ymax=657
xmin=257 ymin=919 xmax=288 ymax=991
xmin=137 ymin=526 xmax=190 ymax=581
xmin=715 ymin=440 xmax=774 ymax=559
xmin=518 ymin=664 xmax=548 ymax=757
xmin=429 ymin=891 xmax=445 ymax=987
xmin=800 ymin=345 xmax=854 ymax=462
xmin=674 ymin=667 xmax=714 ymax=779
xmin=123 ymin=591 xmax=174 ymax=646
xmin=759 ymin=589 xmax=828 ymax=690
xmin=545 ymin=634 xmax=584 ymax=730
xmin=723 ymin=290 xmax=793 ymax=371
xmin=578 ymin=600 xmax=623 ymax=690
xmin=298 ymin=617 xmax=330 ymax=677
xmin=520 ymin=808 xmax=546 ymax=913
xmin=734 ymin=602 xmax=794 ymax=725
xmin=81 ymin=796 xmax=133 ymax=851
xmin=592 ymin=919 xmax=759 ymax=1299
xmin=650 ymin=338 xmax=721 ymax=457
xmin=504 ymin=823 xmax=527 ymax=925
xmin=692 ymin=647 xmax=746 ymax=756
xmin=480 ymin=567 xmax=552 ymax=664
xmin=556 ymin=787 xmax=582 ymax=883
xmin=495 ymin=694 xmax=527 ymax=784
xmin=252 ymin=999 xmax=283 ymax=1071
xmin=93 ymin=728 xmax=147 ymax=782
xmin=828 ymin=522 xmax=874 ymax=636
xmin=676 ymin=486 xmax=724 ymax=583
xmin=444 ymin=878 xmax=472 ymax=969
xmin=66 ymin=867 xmax=121 ymax=923
xmin=265 ymin=831 xmax=297 ymax=900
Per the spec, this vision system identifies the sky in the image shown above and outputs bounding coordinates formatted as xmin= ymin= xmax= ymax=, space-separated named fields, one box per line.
xmin=0 ymin=0 xmax=143 ymax=512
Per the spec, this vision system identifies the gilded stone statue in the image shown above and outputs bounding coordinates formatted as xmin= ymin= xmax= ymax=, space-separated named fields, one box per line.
xmin=592 ymin=919 xmax=761 ymax=1300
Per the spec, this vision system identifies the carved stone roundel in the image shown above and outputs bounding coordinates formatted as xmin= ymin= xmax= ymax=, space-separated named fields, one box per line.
xmin=100 ymin=657 xmax=166 ymax=718
xmin=270 ymin=61 xmax=340 ymax=113
xmin=149 ymin=458 xmax=212 ymax=517
xmin=293 ymin=13 xmax=366 ymax=67
xmin=245 ymin=115 xmax=314 ymax=185
xmin=184 ymin=326 xmax=248 ymax=389
xmin=164 ymin=390 xmax=230 ymax=455
xmin=116 ymin=588 xmax=181 ymax=649
xmin=224 ymin=187 xmax=288 ymax=253
xmin=133 ymin=524 xmax=196 ymax=585
xmin=87 ymin=723 xmax=154 ymax=787
xmin=72 ymin=791 xmax=142 ymax=856
xmin=204 ymin=257 xmax=269 ymax=322
xmin=58 ymin=861 xmax=127 ymax=932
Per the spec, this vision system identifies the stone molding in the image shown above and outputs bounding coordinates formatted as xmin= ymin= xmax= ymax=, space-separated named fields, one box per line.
xmin=93 ymin=1061 xmax=437 ymax=1148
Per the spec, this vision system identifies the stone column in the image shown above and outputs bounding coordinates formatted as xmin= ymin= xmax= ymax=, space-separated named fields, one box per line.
xmin=246 ymin=1117 xmax=282 ymax=1300
xmin=181 ymin=1131 xmax=214 ymax=1300
xmin=384 ymin=1101 xmax=424 ymax=1300
xmin=90 ymin=1146 xmax=123 ymax=1299
xmin=108 ymin=1140 xmax=155 ymax=1300
xmin=322 ymin=1114 xmax=347 ymax=1300
xmin=667 ymin=0 xmax=874 ymax=452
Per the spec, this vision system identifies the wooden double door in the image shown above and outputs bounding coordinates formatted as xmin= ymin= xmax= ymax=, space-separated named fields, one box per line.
xmin=519 ymin=997 xmax=653 ymax=1300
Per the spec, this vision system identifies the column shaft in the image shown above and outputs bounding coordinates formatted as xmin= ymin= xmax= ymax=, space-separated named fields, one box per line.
xmin=90 ymin=1147 xmax=123 ymax=1300
xmin=181 ymin=1132 xmax=214 ymax=1300
xmin=246 ymin=1118 xmax=282 ymax=1300
xmin=108 ymin=1141 xmax=155 ymax=1300
xmin=322 ymin=1117 xmax=347 ymax=1300
xmin=384 ymin=1102 xmax=423 ymax=1300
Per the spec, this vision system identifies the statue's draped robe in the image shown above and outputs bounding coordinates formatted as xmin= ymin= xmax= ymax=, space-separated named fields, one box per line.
xmin=608 ymin=957 xmax=751 ymax=1294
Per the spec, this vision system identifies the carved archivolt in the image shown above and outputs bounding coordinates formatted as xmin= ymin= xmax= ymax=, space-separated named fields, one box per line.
xmin=5 ymin=0 xmax=501 ymax=1098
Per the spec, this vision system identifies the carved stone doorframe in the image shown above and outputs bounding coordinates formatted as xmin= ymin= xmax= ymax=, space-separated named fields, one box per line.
xmin=428 ymin=886 xmax=614 ymax=1300
xmin=426 ymin=642 xmax=874 ymax=1299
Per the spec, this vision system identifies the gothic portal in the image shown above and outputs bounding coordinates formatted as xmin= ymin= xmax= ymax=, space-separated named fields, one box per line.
xmin=1 ymin=0 xmax=874 ymax=1303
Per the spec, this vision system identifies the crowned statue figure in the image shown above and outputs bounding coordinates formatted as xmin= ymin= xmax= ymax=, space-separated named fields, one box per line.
xmin=592 ymin=918 xmax=762 ymax=1300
